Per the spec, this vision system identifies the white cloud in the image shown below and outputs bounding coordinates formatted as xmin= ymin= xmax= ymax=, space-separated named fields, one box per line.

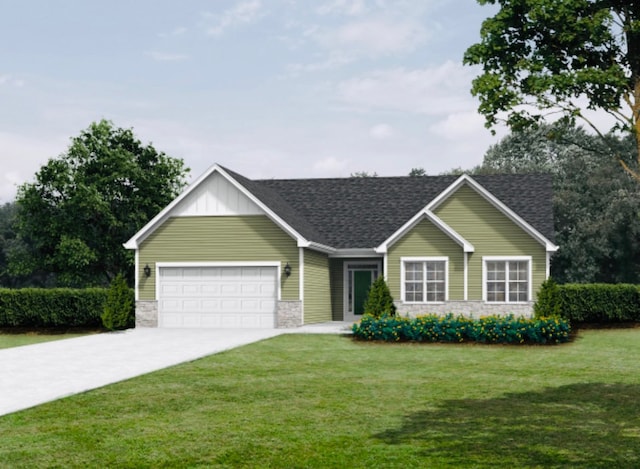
xmin=316 ymin=0 xmax=368 ymax=16
xmin=312 ymin=156 xmax=349 ymax=174
xmin=369 ymin=123 xmax=394 ymax=139
xmin=337 ymin=61 xmax=477 ymax=115
xmin=429 ymin=112 xmax=487 ymax=140
xmin=0 ymin=74 xmax=25 ymax=87
xmin=204 ymin=0 xmax=263 ymax=36
xmin=147 ymin=51 xmax=189 ymax=62
xmin=314 ymin=17 xmax=426 ymax=57
xmin=0 ymin=132 xmax=68 ymax=202
xmin=287 ymin=52 xmax=352 ymax=74
xmin=158 ymin=26 xmax=187 ymax=38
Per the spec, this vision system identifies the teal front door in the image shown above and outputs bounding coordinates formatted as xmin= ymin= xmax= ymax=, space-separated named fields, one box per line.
xmin=353 ymin=270 xmax=373 ymax=316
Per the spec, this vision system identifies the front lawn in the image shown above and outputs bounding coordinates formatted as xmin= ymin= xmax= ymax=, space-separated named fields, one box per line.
xmin=1 ymin=329 xmax=639 ymax=468
xmin=0 ymin=331 xmax=93 ymax=350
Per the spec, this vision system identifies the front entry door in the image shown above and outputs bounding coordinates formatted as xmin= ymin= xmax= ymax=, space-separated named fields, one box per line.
xmin=344 ymin=262 xmax=381 ymax=321
xmin=353 ymin=270 xmax=373 ymax=316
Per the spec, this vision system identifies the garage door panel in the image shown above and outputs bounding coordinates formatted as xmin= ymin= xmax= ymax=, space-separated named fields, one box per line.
xmin=220 ymin=299 xmax=240 ymax=311
xmin=201 ymin=284 xmax=220 ymax=295
xmin=220 ymin=284 xmax=241 ymax=295
xmin=241 ymin=283 xmax=261 ymax=295
xmin=158 ymin=266 xmax=277 ymax=329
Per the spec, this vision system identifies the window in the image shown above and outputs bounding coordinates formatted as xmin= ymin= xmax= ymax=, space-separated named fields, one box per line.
xmin=402 ymin=258 xmax=447 ymax=303
xmin=484 ymin=258 xmax=530 ymax=302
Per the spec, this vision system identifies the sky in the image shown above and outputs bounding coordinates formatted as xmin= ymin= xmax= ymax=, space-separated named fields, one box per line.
xmin=0 ymin=0 xmax=506 ymax=203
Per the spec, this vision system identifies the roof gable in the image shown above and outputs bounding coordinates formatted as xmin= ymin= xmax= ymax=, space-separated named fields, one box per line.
xmin=173 ymin=171 xmax=264 ymax=216
xmin=427 ymin=174 xmax=557 ymax=251
xmin=124 ymin=165 xmax=312 ymax=250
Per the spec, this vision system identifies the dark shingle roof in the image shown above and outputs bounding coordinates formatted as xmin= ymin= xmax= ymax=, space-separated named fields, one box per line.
xmin=226 ymin=168 xmax=555 ymax=249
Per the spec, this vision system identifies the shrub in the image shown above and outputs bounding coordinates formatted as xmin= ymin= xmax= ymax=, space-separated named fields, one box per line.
xmin=362 ymin=276 xmax=396 ymax=318
xmin=556 ymin=284 xmax=640 ymax=323
xmin=0 ymin=288 xmax=110 ymax=328
xmin=101 ymin=274 xmax=135 ymax=330
xmin=534 ymin=282 xmax=640 ymax=324
xmin=534 ymin=277 xmax=562 ymax=318
xmin=352 ymin=314 xmax=571 ymax=345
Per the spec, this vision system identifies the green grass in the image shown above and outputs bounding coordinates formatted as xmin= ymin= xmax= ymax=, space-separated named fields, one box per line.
xmin=1 ymin=329 xmax=640 ymax=468
xmin=0 ymin=331 xmax=93 ymax=349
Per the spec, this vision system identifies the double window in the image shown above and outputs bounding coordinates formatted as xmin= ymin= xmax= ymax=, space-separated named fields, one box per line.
xmin=484 ymin=257 xmax=531 ymax=303
xmin=402 ymin=258 xmax=448 ymax=303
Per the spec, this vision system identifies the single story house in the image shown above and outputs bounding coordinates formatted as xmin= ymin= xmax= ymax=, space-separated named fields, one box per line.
xmin=124 ymin=164 xmax=557 ymax=328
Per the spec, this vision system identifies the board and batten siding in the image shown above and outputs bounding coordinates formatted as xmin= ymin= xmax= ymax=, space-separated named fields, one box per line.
xmin=329 ymin=259 xmax=344 ymax=321
xmin=138 ymin=215 xmax=299 ymax=301
xmin=433 ymin=184 xmax=547 ymax=301
xmin=387 ymin=218 xmax=465 ymax=301
xmin=302 ymin=249 xmax=332 ymax=324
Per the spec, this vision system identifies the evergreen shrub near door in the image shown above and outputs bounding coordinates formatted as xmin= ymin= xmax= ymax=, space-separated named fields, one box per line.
xmin=352 ymin=314 xmax=571 ymax=344
xmin=362 ymin=276 xmax=396 ymax=318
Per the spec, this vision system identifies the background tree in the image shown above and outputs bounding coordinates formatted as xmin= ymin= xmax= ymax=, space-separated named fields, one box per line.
xmin=350 ymin=171 xmax=378 ymax=177
xmin=480 ymin=123 xmax=640 ymax=284
xmin=408 ymin=167 xmax=427 ymax=176
xmin=13 ymin=120 xmax=189 ymax=287
xmin=464 ymin=1 xmax=640 ymax=180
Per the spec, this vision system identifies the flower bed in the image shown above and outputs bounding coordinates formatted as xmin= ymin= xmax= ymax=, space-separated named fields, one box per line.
xmin=352 ymin=314 xmax=571 ymax=345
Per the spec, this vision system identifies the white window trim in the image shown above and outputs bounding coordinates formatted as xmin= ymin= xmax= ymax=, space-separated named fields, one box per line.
xmin=482 ymin=256 xmax=532 ymax=304
xmin=400 ymin=257 xmax=449 ymax=304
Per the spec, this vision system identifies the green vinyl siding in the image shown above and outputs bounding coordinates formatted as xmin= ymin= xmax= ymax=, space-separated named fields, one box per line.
xmin=433 ymin=184 xmax=547 ymax=301
xmin=138 ymin=216 xmax=299 ymax=301
xmin=329 ymin=259 xmax=344 ymax=321
xmin=388 ymin=218 xmax=464 ymax=301
xmin=303 ymin=249 xmax=332 ymax=324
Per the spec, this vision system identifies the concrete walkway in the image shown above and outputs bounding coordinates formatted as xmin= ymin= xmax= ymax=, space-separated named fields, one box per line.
xmin=0 ymin=322 xmax=352 ymax=417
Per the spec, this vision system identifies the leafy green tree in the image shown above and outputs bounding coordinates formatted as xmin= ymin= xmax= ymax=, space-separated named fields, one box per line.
xmin=480 ymin=123 xmax=640 ymax=284
xmin=464 ymin=1 xmax=640 ymax=180
xmin=14 ymin=120 xmax=189 ymax=287
xmin=363 ymin=276 xmax=396 ymax=318
xmin=408 ymin=167 xmax=426 ymax=176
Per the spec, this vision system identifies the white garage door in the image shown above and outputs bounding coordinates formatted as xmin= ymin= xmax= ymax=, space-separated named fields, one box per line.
xmin=158 ymin=266 xmax=277 ymax=328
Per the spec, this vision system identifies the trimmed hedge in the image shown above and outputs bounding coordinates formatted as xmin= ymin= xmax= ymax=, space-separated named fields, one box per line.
xmin=352 ymin=314 xmax=571 ymax=345
xmin=535 ymin=282 xmax=640 ymax=323
xmin=0 ymin=288 xmax=129 ymax=328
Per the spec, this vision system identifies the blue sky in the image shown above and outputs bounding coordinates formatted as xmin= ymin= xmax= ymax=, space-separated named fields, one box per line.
xmin=0 ymin=0 xmax=504 ymax=202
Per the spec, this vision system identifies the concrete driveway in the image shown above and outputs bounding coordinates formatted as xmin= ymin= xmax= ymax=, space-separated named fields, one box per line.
xmin=0 ymin=323 xmax=351 ymax=417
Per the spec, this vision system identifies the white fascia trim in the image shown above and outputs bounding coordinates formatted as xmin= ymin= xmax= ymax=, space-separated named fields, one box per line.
xmin=375 ymin=209 xmax=474 ymax=253
xmin=400 ymin=256 xmax=450 ymax=303
xmin=482 ymin=255 xmax=533 ymax=303
xmin=298 ymin=248 xmax=304 ymax=304
xmin=428 ymin=174 xmax=559 ymax=252
xmin=330 ymin=248 xmax=381 ymax=258
xmin=303 ymin=241 xmax=337 ymax=254
xmin=463 ymin=251 xmax=468 ymax=301
xmin=124 ymin=164 xmax=308 ymax=249
xmin=134 ymin=250 xmax=140 ymax=301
